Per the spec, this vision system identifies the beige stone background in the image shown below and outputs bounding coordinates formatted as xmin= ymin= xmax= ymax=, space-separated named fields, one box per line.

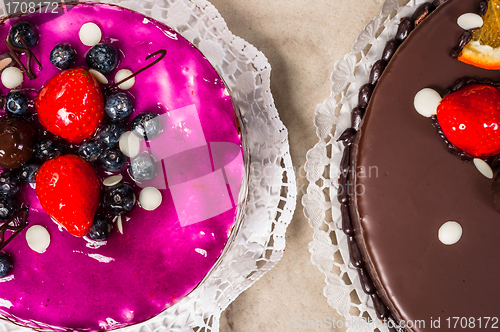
xmin=205 ymin=0 xmax=385 ymax=331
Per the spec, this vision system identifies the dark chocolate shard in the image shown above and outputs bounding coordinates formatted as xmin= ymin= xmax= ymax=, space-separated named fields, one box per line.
xmin=4 ymin=33 xmax=42 ymax=80
xmin=0 ymin=206 xmax=29 ymax=251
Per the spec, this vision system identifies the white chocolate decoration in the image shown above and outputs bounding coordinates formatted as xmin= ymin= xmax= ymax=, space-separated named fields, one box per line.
xmin=438 ymin=221 xmax=463 ymax=245
xmin=119 ymin=131 xmax=140 ymax=158
xmin=103 ymin=174 xmax=123 ymax=187
xmin=473 ymin=158 xmax=493 ymax=179
xmin=115 ymin=69 xmax=135 ymax=90
xmin=414 ymin=88 xmax=442 ymax=117
xmin=457 ymin=13 xmax=483 ymax=30
xmin=26 ymin=225 xmax=50 ymax=253
xmin=1 ymin=67 xmax=23 ymax=89
xmin=139 ymin=187 xmax=162 ymax=211
xmin=89 ymin=69 xmax=108 ymax=84
xmin=79 ymin=22 xmax=102 ymax=46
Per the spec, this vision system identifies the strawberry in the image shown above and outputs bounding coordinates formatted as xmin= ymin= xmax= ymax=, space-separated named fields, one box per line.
xmin=437 ymin=84 xmax=500 ymax=158
xmin=36 ymin=155 xmax=101 ymax=237
xmin=35 ymin=68 xmax=104 ymax=144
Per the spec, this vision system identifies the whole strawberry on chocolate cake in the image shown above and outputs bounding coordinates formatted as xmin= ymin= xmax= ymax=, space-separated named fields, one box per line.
xmin=0 ymin=2 xmax=244 ymax=331
xmin=337 ymin=0 xmax=500 ymax=331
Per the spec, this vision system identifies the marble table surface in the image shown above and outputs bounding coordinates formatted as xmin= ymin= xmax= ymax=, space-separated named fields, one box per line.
xmin=205 ymin=0 xmax=388 ymax=331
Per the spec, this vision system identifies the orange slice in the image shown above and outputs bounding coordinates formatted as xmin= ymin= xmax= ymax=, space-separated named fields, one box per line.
xmin=459 ymin=0 xmax=500 ymax=69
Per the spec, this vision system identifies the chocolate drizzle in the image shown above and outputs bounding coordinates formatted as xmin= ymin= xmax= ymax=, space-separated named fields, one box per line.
xmin=4 ymin=33 xmax=42 ymax=79
xmin=105 ymin=49 xmax=166 ymax=92
xmin=335 ymin=2 xmax=444 ymax=331
xmin=0 ymin=206 xmax=29 ymax=251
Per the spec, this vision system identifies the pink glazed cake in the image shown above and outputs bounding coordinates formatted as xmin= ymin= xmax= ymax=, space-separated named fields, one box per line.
xmin=0 ymin=2 xmax=244 ymax=331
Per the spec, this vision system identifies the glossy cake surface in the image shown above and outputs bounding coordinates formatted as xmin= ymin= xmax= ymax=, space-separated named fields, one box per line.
xmin=0 ymin=3 xmax=243 ymax=331
xmin=352 ymin=0 xmax=500 ymax=329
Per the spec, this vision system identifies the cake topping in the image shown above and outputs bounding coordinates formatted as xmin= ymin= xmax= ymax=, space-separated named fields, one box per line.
xmin=0 ymin=196 xmax=20 ymax=221
xmin=130 ymin=153 xmax=157 ymax=181
xmin=86 ymin=43 xmax=117 ymax=74
xmin=5 ymin=90 xmax=28 ymax=116
xmin=473 ymin=158 xmax=493 ymax=178
xmin=103 ymin=174 xmax=123 ymax=187
xmin=99 ymin=148 xmax=126 ymax=173
xmin=103 ymin=183 xmax=136 ymax=215
xmin=77 ymin=141 xmax=102 ymax=163
xmin=458 ymin=0 xmax=500 ymax=69
xmin=139 ymin=187 xmax=162 ymax=211
xmin=88 ymin=217 xmax=112 ymax=241
xmin=36 ymin=155 xmax=101 ymax=237
xmin=78 ymin=22 xmax=102 ymax=47
xmin=105 ymin=92 xmax=133 ymax=120
xmin=0 ymin=206 xmax=28 ymax=249
xmin=89 ymin=68 xmax=108 ymax=84
xmin=436 ymin=84 xmax=500 ymax=158
xmin=50 ymin=43 xmax=76 ymax=70
xmin=413 ymin=88 xmax=441 ymax=117
xmin=0 ymin=118 xmax=36 ymax=169
xmin=0 ymin=252 xmax=12 ymax=278
xmin=9 ymin=22 xmax=37 ymax=48
xmin=25 ymin=225 xmax=50 ymax=253
xmin=115 ymin=69 xmax=135 ymax=90
xmin=457 ymin=13 xmax=483 ymax=30
xmin=438 ymin=221 xmax=463 ymax=245
xmin=131 ymin=112 xmax=162 ymax=140
xmin=1 ymin=67 xmax=23 ymax=88
xmin=35 ymin=68 xmax=104 ymax=144
xmin=118 ymin=131 xmax=140 ymax=158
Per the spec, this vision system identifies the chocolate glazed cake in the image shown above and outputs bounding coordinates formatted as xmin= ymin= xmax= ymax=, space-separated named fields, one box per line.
xmin=338 ymin=0 xmax=500 ymax=331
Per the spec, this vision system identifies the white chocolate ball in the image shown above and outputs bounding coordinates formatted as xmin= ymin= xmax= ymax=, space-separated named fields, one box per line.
xmin=26 ymin=225 xmax=51 ymax=253
xmin=79 ymin=22 xmax=102 ymax=46
xmin=139 ymin=187 xmax=162 ymax=211
xmin=414 ymin=88 xmax=442 ymax=117
xmin=119 ymin=131 xmax=140 ymax=158
xmin=115 ymin=69 xmax=135 ymax=90
xmin=1 ymin=67 xmax=23 ymax=89
xmin=438 ymin=221 xmax=463 ymax=245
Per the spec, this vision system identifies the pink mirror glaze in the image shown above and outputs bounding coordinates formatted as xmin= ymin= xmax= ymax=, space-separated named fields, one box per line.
xmin=0 ymin=3 xmax=244 ymax=330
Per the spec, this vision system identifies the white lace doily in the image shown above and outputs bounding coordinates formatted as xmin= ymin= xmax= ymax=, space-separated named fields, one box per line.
xmin=0 ymin=1 xmax=296 ymax=331
xmin=303 ymin=1 xmax=430 ymax=331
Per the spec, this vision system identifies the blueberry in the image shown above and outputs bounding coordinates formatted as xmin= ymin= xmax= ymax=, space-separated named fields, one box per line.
xmin=99 ymin=149 xmax=126 ymax=172
xmin=103 ymin=183 xmax=136 ymax=215
xmin=50 ymin=43 xmax=76 ymax=70
xmin=86 ymin=43 xmax=117 ymax=74
xmin=18 ymin=163 xmax=40 ymax=183
xmin=5 ymin=90 xmax=28 ymax=116
xmin=0 ymin=196 xmax=19 ymax=220
xmin=78 ymin=141 xmax=102 ymax=163
xmin=34 ymin=139 xmax=64 ymax=162
xmin=130 ymin=153 xmax=157 ymax=181
xmin=0 ymin=253 xmax=13 ymax=278
xmin=88 ymin=217 xmax=113 ymax=241
xmin=96 ymin=122 xmax=126 ymax=149
xmin=0 ymin=170 xmax=21 ymax=196
xmin=9 ymin=22 xmax=38 ymax=48
xmin=130 ymin=112 xmax=161 ymax=140
xmin=105 ymin=93 xmax=133 ymax=121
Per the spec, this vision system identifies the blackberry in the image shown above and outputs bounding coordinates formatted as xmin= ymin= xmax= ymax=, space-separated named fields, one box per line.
xmin=105 ymin=93 xmax=133 ymax=121
xmin=34 ymin=139 xmax=64 ymax=162
xmin=0 ymin=196 xmax=19 ymax=220
xmin=5 ymin=90 xmax=28 ymax=116
xmin=88 ymin=217 xmax=113 ymax=241
xmin=99 ymin=149 xmax=126 ymax=172
xmin=130 ymin=153 xmax=157 ymax=181
xmin=78 ymin=141 xmax=102 ymax=163
xmin=96 ymin=122 xmax=126 ymax=149
xmin=86 ymin=43 xmax=117 ymax=74
xmin=130 ymin=112 xmax=161 ymax=140
xmin=0 ymin=170 xmax=21 ymax=196
xmin=18 ymin=163 xmax=40 ymax=183
xmin=103 ymin=183 xmax=136 ymax=215
xmin=0 ymin=253 xmax=13 ymax=278
xmin=9 ymin=21 xmax=37 ymax=48
xmin=50 ymin=44 xmax=76 ymax=70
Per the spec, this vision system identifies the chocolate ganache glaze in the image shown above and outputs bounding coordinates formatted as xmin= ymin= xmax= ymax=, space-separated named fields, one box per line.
xmin=349 ymin=0 xmax=500 ymax=330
